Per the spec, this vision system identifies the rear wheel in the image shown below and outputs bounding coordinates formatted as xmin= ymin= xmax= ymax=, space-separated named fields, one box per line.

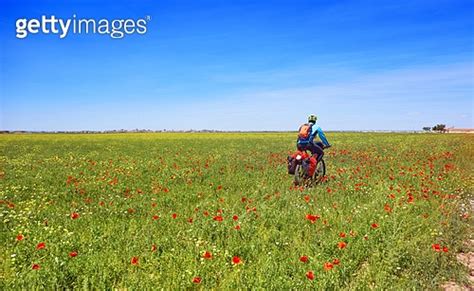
xmin=294 ymin=164 xmax=305 ymax=186
xmin=313 ymin=159 xmax=326 ymax=184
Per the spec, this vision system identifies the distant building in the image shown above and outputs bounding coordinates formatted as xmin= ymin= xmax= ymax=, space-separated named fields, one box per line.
xmin=445 ymin=127 xmax=474 ymax=133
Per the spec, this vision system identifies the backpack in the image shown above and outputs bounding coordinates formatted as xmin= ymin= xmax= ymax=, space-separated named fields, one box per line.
xmin=298 ymin=123 xmax=312 ymax=140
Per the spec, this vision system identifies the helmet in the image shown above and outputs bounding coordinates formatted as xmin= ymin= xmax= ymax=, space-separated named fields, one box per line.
xmin=308 ymin=114 xmax=317 ymax=124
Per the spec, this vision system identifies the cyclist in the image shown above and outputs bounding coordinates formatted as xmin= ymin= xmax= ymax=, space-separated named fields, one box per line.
xmin=297 ymin=114 xmax=331 ymax=162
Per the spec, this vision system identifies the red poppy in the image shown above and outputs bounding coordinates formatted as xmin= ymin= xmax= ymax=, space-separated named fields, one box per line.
xmin=337 ymin=242 xmax=347 ymax=249
xmin=304 ymin=195 xmax=310 ymax=203
xmin=232 ymin=215 xmax=238 ymax=221
xmin=384 ymin=204 xmax=392 ymax=213
xmin=192 ymin=277 xmax=202 ymax=284
xmin=187 ymin=217 xmax=193 ymax=223
xmin=339 ymin=232 xmax=346 ymax=238
xmin=432 ymin=244 xmax=441 ymax=252
xmin=69 ymin=251 xmax=78 ymax=258
xmin=232 ymin=256 xmax=242 ymax=264
xmin=203 ymin=251 xmax=212 ymax=259
xmin=152 ymin=215 xmax=160 ymax=220
xmin=332 ymin=258 xmax=340 ymax=265
xmin=36 ymin=242 xmax=46 ymax=250
xmin=306 ymin=270 xmax=315 ymax=280
xmin=131 ymin=256 xmax=139 ymax=265
xmin=70 ymin=212 xmax=80 ymax=219
xmin=299 ymin=256 xmax=309 ymax=263
xmin=32 ymin=264 xmax=40 ymax=270
xmin=213 ymin=215 xmax=223 ymax=222
xmin=323 ymin=262 xmax=333 ymax=271
xmin=172 ymin=213 xmax=177 ymax=219
xmin=216 ymin=185 xmax=223 ymax=190
xmin=234 ymin=225 xmax=241 ymax=230
xmin=151 ymin=244 xmax=157 ymax=252
xmin=371 ymin=223 xmax=379 ymax=229
xmin=305 ymin=214 xmax=320 ymax=223
xmin=203 ymin=211 xmax=209 ymax=217
xmin=16 ymin=234 xmax=24 ymax=241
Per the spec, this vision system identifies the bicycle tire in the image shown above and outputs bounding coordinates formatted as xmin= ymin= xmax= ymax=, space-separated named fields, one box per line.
xmin=313 ymin=159 xmax=326 ymax=184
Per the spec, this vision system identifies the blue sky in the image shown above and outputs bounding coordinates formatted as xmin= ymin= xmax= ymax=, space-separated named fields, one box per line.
xmin=0 ymin=0 xmax=473 ymax=131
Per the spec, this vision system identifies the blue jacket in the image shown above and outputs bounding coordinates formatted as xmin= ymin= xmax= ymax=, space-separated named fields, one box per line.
xmin=297 ymin=123 xmax=330 ymax=146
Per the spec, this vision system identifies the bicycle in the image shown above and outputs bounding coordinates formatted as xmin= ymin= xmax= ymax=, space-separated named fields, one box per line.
xmin=290 ymin=145 xmax=330 ymax=187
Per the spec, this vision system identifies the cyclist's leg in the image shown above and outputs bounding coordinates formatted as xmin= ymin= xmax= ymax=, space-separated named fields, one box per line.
xmin=310 ymin=142 xmax=324 ymax=162
xmin=297 ymin=143 xmax=305 ymax=151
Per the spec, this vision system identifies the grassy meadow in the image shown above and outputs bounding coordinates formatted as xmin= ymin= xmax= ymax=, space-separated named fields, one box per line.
xmin=0 ymin=132 xmax=472 ymax=289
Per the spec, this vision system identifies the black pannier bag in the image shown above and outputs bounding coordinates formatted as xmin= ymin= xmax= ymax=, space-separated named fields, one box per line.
xmin=287 ymin=156 xmax=297 ymax=175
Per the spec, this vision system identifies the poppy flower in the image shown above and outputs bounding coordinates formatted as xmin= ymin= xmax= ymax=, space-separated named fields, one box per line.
xmin=304 ymin=195 xmax=310 ymax=203
xmin=371 ymin=223 xmax=379 ymax=229
xmin=187 ymin=217 xmax=193 ymax=223
xmin=69 ymin=251 xmax=78 ymax=257
xmin=232 ymin=256 xmax=242 ymax=265
xmin=192 ymin=277 xmax=202 ymax=284
xmin=151 ymin=244 xmax=157 ymax=252
xmin=332 ymin=258 xmax=340 ymax=265
xmin=306 ymin=271 xmax=315 ymax=280
xmin=16 ymin=234 xmax=24 ymax=241
xmin=305 ymin=214 xmax=320 ymax=223
xmin=232 ymin=215 xmax=238 ymax=221
xmin=213 ymin=215 xmax=223 ymax=222
xmin=152 ymin=215 xmax=160 ymax=220
xmin=172 ymin=213 xmax=177 ymax=219
xmin=323 ymin=262 xmax=333 ymax=271
xmin=36 ymin=242 xmax=46 ymax=250
xmin=234 ymin=225 xmax=241 ymax=230
xmin=32 ymin=264 xmax=40 ymax=270
xmin=299 ymin=256 xmax=309 ymax=263
xmin=432 ymin=244 xmax=441 ymax=252
xmin=131 ymin=256 xmax=139 ymax=265
xmin=442 ymin=246 xmax=449 ymax=253
xmin=339 ymin=232 xmax=346 ymax=238
xmin=70 ymin=212 xmax=80 ymax=219
xmin=337 ymin=242 xmax=347 ymax=249
xmin=203 ymin=251 xmax=212 ymax=259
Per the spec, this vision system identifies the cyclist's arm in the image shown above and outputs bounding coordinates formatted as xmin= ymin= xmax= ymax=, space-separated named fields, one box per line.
xmin=316 ymin=127 xmax=330 ymax=147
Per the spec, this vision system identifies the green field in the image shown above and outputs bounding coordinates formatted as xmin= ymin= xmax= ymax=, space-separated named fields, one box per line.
xmin=0 ymin=133 xmax=472 ymax=289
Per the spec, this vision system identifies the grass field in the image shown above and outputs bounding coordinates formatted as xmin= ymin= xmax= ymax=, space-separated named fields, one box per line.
xmin=0 ymin=132 xmax=472 ymax=289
